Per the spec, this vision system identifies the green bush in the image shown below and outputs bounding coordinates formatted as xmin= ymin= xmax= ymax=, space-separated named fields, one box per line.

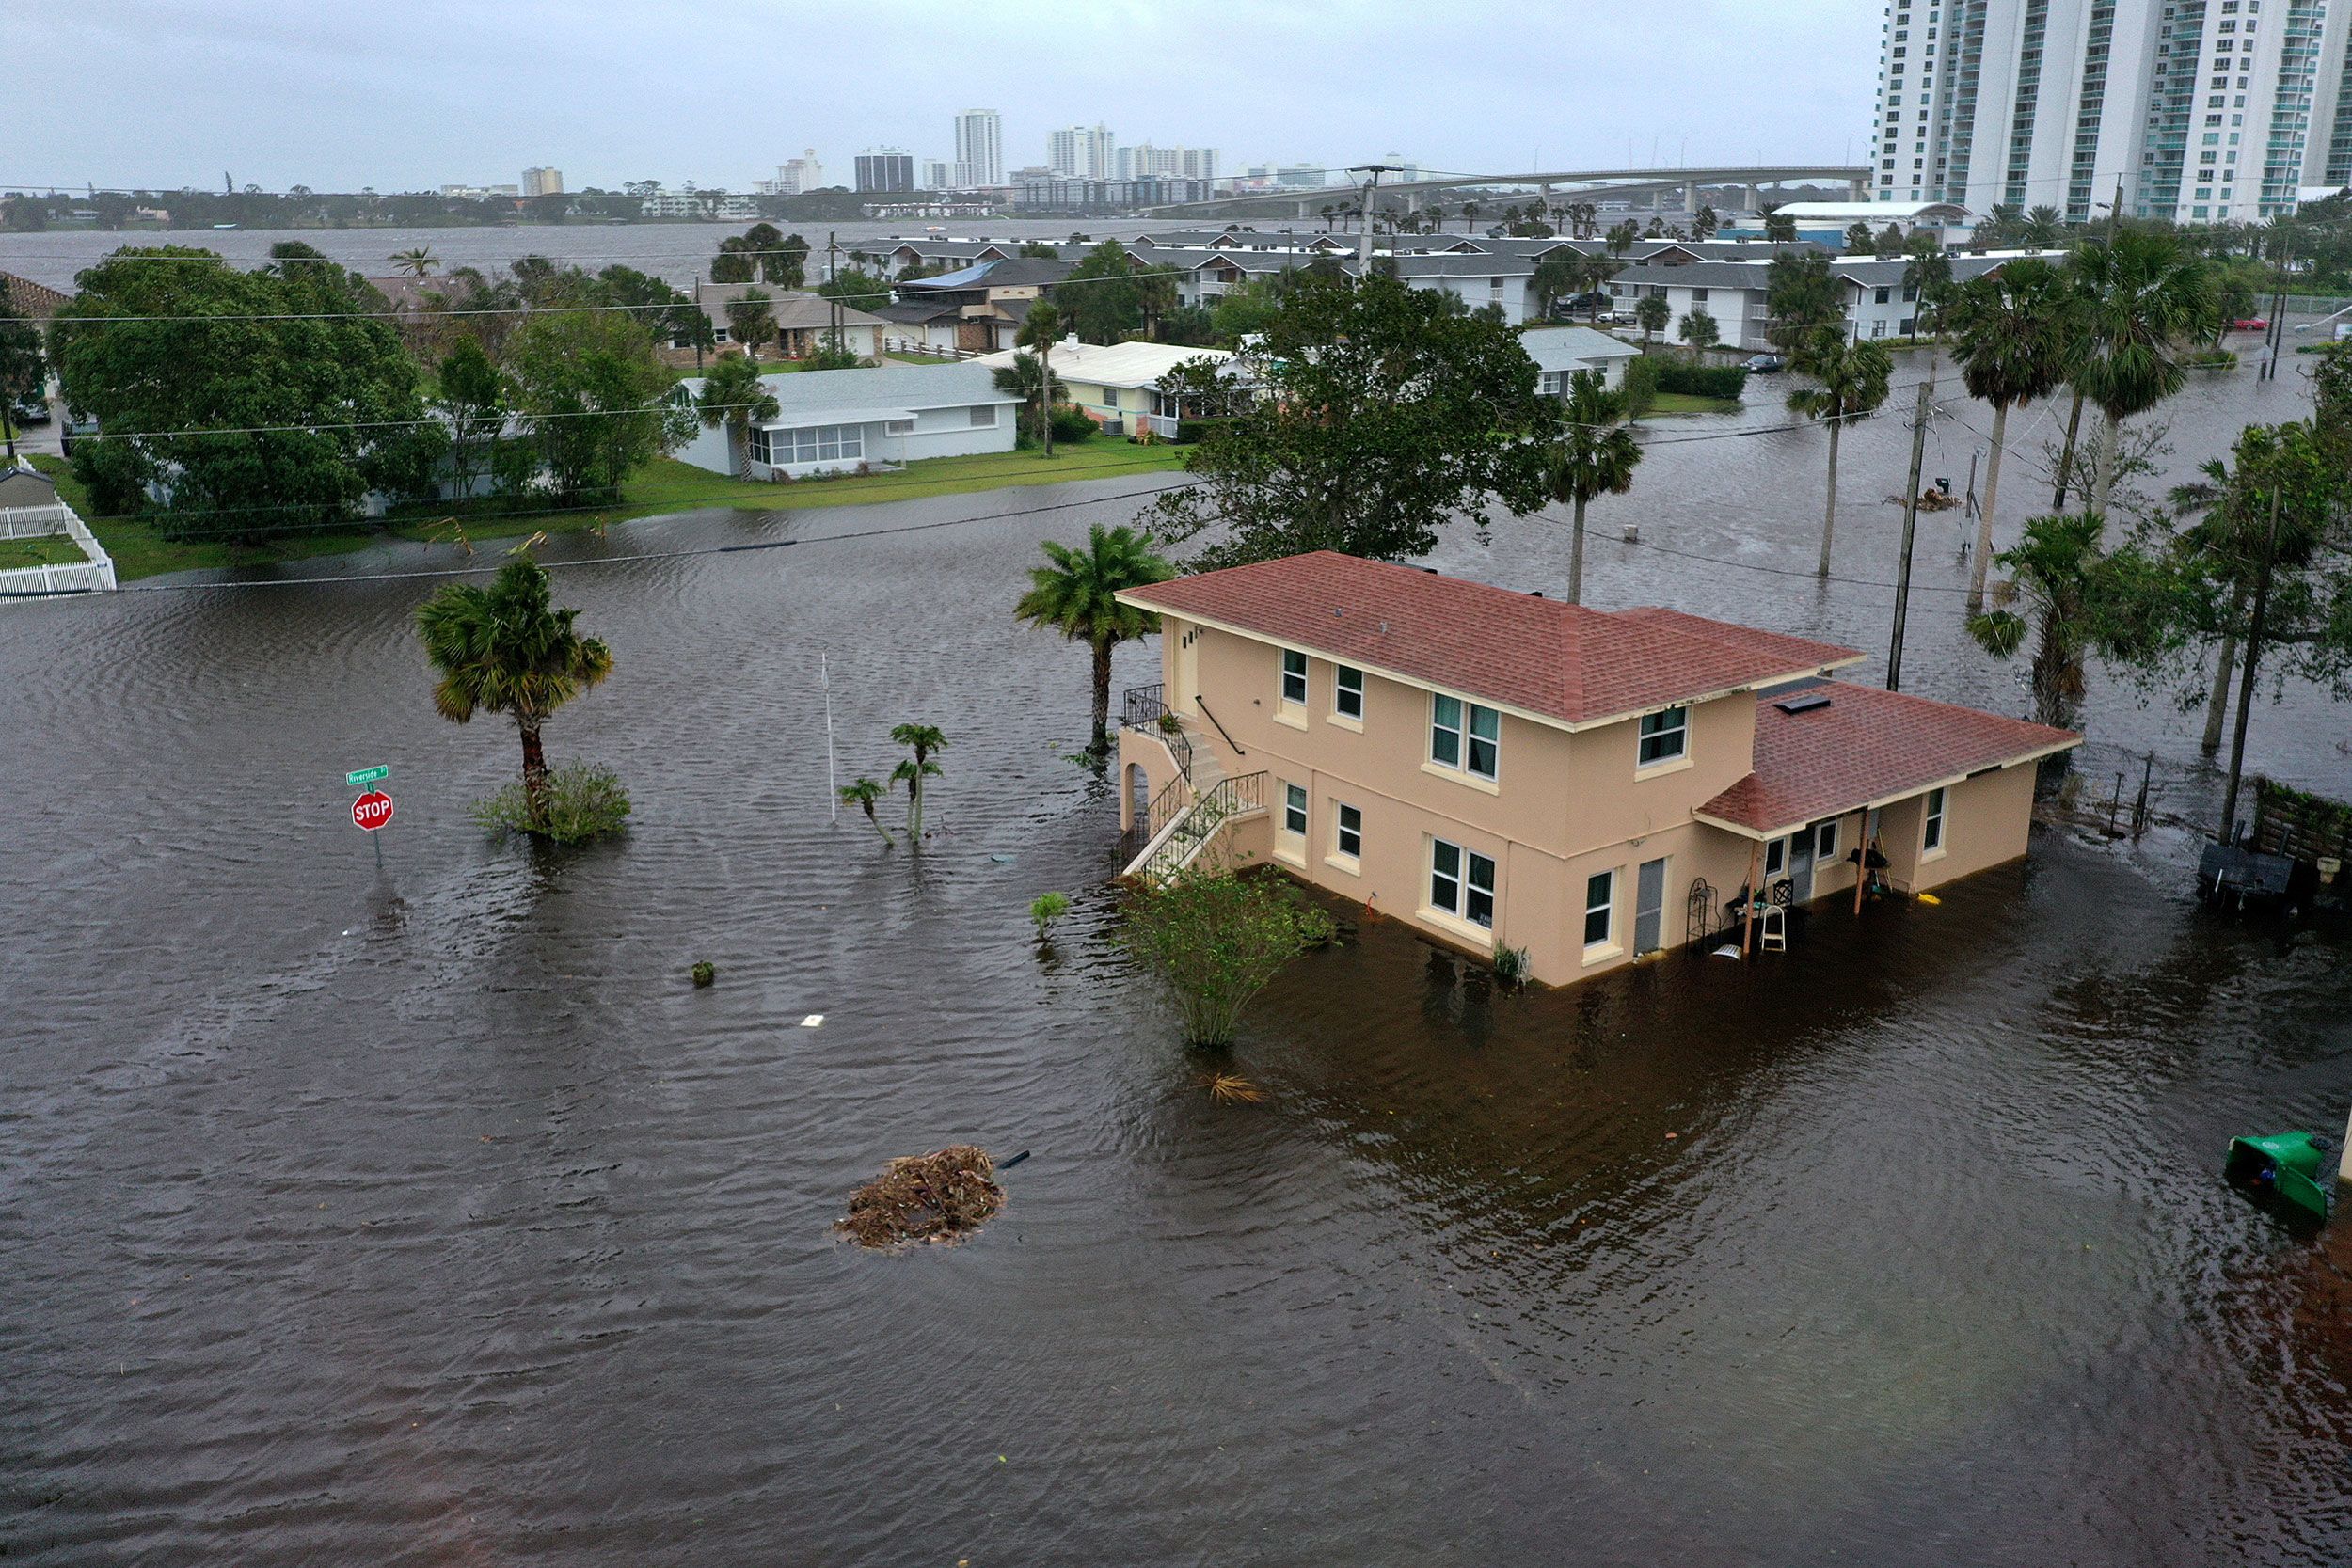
xmin=1047 ymin=405 xmax=1097 ymax=443
xmin=1621 ymin=355 xmax=1661 ymax=418
xmin=1653 ymin=360 xmax=1748 ymax=399
xmin=470 ymin=763 xmax=633 ymax=844
xmin=1030 ymin=891 xmax=1071 ymax=942
xmin=1173 ymin=416 xmax=1234 ymax=444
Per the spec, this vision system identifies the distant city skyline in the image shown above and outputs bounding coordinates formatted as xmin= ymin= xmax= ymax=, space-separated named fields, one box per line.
xmin=4 ymin=0 xmax=1885 ymax=193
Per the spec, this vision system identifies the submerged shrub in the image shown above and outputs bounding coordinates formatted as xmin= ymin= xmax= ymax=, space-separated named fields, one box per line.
xmin=470 ymin=763 xmax=632 ymax=844
xmin=1120 ymin=869 xmax=1336 ymax=1048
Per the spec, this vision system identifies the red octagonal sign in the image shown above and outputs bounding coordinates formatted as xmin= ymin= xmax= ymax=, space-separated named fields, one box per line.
xmin=352 ymin=790 xmax=395 ymax=832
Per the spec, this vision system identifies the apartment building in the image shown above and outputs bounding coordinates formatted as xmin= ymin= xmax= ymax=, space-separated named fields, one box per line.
xmin=1872 ymin=0 xmax=2344 ymax=225
xmin=1115 ymin=554 xmax=2076 ymax=987
xmin=521 ymin=166 xmax=564 ymax=198
xmin=954 ymin=109 xmax=1005 ymax=187
xmin=855 ymin=149 xmax=915 ymax=194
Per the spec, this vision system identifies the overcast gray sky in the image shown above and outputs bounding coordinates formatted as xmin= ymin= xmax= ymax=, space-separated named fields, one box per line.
xmin=5 ymin=0 xmax=1885 ymax=192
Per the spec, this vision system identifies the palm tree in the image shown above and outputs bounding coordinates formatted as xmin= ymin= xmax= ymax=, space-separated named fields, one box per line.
xmin=1544 ymin=370 xmax=1644 ymax=604
xmin=991 ymin=352 xmax=1064 ymax=445
xmin=724 ymin=288 xmax=776 ymax=361
xmin=889 ymin=724 xmax=946 ymax=840
xmin=1693 ymin=204 xmax=1719 ymax=240
xmin=838 ymin=777 xmax=893 ymax=844
xmin=1764 ymin=208 xmax=1798 ymax=244
xmin=1606 ymin=220 xmax=1639 ymax=262
xmin=1634 ymin=293 xmax=1670 ymax=344
xmin=1965 ymin=511 xmax=2175 ymax=730
xmin=1677 ymin=307 xmax=1720 ymax=362
xmin=2020 ymin=205 xmax=2065 ymax=250
xmin=696 ymin=354 xmax=778 ymax=478
xmin=1572 ymin=253 xmax=1620 ymax=321
xmin=1944 ymin=258 xmax=2075 ymax=610
xmin=1017 ymin=300 xmax=1065 ymax=458
xmin=389 ymin=247 xmax=438 ymax=277
xmin=1014 ymin=523 xmax=1175 ymax=758
xmin=1786 ymin=330 xmax=1895 ymax=577
xmin=1461 ymin=202 xmax=1481 ymax=234
xmin=2067 ymin=231 xmax=2219 ymax=517
xmin=1529 ymin=257 xmax=1580 ymax=320
xmin=1318 ymin=203 xmax=1336 ymax=232
xmin=415 ymin=557 xmax=612 ymax=832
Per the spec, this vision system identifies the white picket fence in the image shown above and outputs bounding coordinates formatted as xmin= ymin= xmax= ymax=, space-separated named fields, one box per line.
xmin=0 ymin=501 xmax=119 ymax=595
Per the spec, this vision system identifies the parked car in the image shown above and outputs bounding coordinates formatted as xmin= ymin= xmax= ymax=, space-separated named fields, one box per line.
xmin=1556 ymin=291 xmax=1613 ymax=318
xmin=1741 ymin=353 xmax=1787 ymax=372
xmin=9 ymin=397 xmax=53 ymax=426
xmin=2230 ymin=316 xmax=2270 ymax=332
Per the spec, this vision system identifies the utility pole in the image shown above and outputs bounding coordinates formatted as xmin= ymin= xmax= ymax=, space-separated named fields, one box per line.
xmin=1350 ymin=164 xmax=1396 ymax=269
xmin=2217 ymin=486 xmax=2282 ymax=846
xmin=826 ymin=230 xmax=841 ymax=354
xmin=1885 ymin=370 xmax=1935 ymax=691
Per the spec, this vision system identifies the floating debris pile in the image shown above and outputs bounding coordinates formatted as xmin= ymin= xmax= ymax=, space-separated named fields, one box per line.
xmin=835 ymin=1145 xmax=1004 ymax=1248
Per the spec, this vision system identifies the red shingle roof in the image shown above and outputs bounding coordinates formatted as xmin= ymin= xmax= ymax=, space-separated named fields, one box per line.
xmin=1698 ymin=681 xmax=2080 ymax=835
xmin=1120 ymin=552 xmax=1860 ymax=726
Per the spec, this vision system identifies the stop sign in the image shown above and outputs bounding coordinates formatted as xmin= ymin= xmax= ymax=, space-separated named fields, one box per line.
xmin=352 ymin=791 xmax=395 ymax=832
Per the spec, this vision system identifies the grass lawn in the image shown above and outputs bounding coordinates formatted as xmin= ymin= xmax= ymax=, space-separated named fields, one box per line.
xmin=37 ymin=443 xmax=1195 ymax=581
xmin=1 ymin=532 xmax=87 ymax=567
xmin=1645 ymin=391 xmax=1744 ymax=415
xmin=884 ymin=351 xmax=960 ymax=366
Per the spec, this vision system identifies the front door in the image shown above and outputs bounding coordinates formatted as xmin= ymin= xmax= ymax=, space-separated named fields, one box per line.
xmin=1789 ymin=830 xmax=1816 ymax=904
xmin=1634 ymin=856 xmax=1668 ymax=955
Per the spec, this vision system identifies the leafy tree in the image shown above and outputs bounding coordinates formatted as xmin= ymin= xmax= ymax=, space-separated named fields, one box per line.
xmin=1152 ymin=355 xmax=1251 ymax=421
xmin=709 ymin=241 xmax=755 ymax=284
xmin=1143 ymin=269 xmax=1551 ymax=569
xmin=1014 ymin=523 xmax=1174 ymax=757
xmin=503 ymin=310 xmax=691 ymax=502
xmin=889 ymin=723 xmax=946 ymax=840
xmin=1944 ymin=258 xmax=2076 ymax=610
xmin=1060 ymin=240 xmax=1152 ymax=343
xmin=816 ymin=265 xmax=892 ymax=314
xmin=2067 ymin=230 xmax=2218 ymax=515
xmin=1016 ymin=301 xmax=1065 ymax=457
xmin=1874 ymin=223 xmax=1907 ymax=258
xmin=1693 ymin=204 xmax=1720 ymax=240
xmin=1677 ymin=307 xmax=1720 ymax=361
xmin=724 ymin=287 xmax=776 ymax=358
xmin=1208 ymin=277 xmax=1284 ymax=343
xmin=1543 ymin=369 xmax=1643 ymax=604
xmin=1763 ymin=208 xmax=1798 ymax=243
xmin=1120 ymin=870 xmax=1336 ymax=1048
xmin=697 ymin=354 xmax=778 ymax=477
xmin=1019 ymin=241 xmax=1059 ymax=259
xmin=1966 ymin=512 xmax=2185 ymax=730
xmin=1843 ymin=220 xmax=1875 ymax=255
xmin=434 ymin=340 xmax=511 ymax=504
xmin=1900 ymin=231 xmax=1954 ymax=337
xmin=838 ymin=777 xmax=893 ymax=844
xmin=0 ymin=304 xmax=41 ymax=460
xmin=1633 ymin=292 xmax=1670 ymax=344
xmin=992 ymin=350 xmax=1064 ymax=445
xmin=1764 ymin=252 xmax=1845 ymax=351
xmin=1786 ymin=330 xmax=1894 ymax=577
xmin=416 ymin=557 xmax=614 ymax=833
xmin=50 ymin=246 xmax=438 ymax=537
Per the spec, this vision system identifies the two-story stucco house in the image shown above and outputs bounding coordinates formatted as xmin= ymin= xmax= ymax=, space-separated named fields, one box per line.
xmin=1114 ymin=552 xmax=2079 ymax=988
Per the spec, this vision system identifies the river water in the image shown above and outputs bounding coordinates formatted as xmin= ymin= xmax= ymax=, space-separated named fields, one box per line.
xmin=3 ymin=356 xmax=2350 ymax=1564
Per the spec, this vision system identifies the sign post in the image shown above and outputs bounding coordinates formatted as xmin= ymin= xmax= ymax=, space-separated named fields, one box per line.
xmin=351 ymin=776 xmax=394 ymax=869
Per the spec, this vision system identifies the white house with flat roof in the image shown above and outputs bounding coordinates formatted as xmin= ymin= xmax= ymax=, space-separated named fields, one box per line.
xmin=1519 ymin=325 xmax=1641 ymax=393
xmin=673 ymin=362 xmax=1019 ymax=480
xmin=973 ymin=339 xmax=1240 ymax=437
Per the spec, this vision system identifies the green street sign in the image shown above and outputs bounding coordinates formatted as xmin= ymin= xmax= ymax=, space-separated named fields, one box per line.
xmin=346 ymin=765 xmax=389 ymax=786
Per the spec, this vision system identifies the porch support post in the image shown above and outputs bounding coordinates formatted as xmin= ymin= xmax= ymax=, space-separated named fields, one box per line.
xmin=1740 ymin=839 xmax=1762 ymax=957
xmin=1852 ymin=811 xmax=1869 ymax=915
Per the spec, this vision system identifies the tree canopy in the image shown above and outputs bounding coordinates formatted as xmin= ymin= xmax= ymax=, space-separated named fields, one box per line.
xmin=1143 ymin=269 xmax=1549 ymax=569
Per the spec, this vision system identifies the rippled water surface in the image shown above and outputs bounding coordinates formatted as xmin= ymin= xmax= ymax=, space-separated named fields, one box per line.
xmin=4 ymin=365 xmax=2351 ymax=1564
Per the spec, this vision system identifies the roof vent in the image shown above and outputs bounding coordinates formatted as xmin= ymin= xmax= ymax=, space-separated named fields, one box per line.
xmin=1774 ymin=692 xmax=1833 ymax=716
xmin=1527 ymin=590 xmax=1545 ymax=597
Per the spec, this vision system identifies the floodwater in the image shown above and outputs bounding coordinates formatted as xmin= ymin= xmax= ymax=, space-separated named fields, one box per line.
xmin=4 ymin=363 xmax=2351 ymax=1564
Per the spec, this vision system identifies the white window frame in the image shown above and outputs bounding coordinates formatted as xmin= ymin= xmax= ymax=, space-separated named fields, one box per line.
xmin=1430 ymin=693 xmax=1464 ymax=768
xmin=1428 ymin=837 xmax=1498 ymax=930
xmin=1637 ymin=705 xmax=1689 ymax=768
xmin=1333 ymin=664 xmax=1365 ymax=724
xmin=1582 ymin=868 xmax=1617 ymax=953
xmin=1922 ymin=785 xmax=1947 ymax=857
xmin=1331 ymin=801 xmax=1363 ymax=870
xmin=1279 ymin=648 xmax=1308 ymax=706
xmin=969 ymin=404 xmax=999 ymax=426
xmin=1815 ymin=819 xmax=1840 ymax=862
xmin=1765 ymin=836 xmax=1788 ymax=879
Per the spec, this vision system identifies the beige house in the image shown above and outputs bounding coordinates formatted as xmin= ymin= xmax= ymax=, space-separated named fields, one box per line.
xmin=1115 ymin=552 xmax=2079 ymax=988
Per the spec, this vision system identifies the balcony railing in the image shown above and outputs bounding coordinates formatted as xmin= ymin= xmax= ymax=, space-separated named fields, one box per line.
xmin=1121 ymin=682 xmax=1193 ymax=778
xmin=1136 ymin=771 xmax=1267 ymax=883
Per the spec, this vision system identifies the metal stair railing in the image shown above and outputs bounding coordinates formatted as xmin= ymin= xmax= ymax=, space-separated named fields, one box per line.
xmin=1120 ymin=681 xmax=1192 ymax=778
xmin=1136 ymin=771 xmax=1266 ymax=883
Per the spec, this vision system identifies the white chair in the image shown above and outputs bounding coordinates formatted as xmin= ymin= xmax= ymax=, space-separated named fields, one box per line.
xmin=1757 ymin=903 xmax=1787 ymax=952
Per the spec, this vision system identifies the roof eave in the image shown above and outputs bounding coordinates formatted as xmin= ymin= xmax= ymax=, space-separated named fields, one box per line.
xmin=1693 ymin=735 xmax=2085 ymax=840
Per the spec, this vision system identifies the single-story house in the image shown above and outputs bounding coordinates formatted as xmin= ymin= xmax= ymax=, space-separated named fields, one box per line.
xmin=688 ymin=284 xmax=888 ymax=361
xmin=1520 ymin=325 xmax=1641 ymax=394
xmin=672 ymin=361 xmax=1020 ymax=480
xmin=971 ymin=339 xmax=1239 ymax=437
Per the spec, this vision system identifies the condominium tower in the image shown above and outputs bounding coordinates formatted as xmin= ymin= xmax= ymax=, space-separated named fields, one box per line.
xmin=954 ymin=108 xmax=1004 ymax=186
xmin=1871 ymin=0 xmax=2351 ymax=224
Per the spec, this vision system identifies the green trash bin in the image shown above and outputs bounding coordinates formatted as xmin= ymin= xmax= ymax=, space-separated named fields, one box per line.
xmin=2224 ymin=1132 xmax=2336 ymax=1224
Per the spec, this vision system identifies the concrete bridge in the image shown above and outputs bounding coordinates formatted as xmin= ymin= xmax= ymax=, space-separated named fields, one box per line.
xmin=1143 ymin=165 xmax=1871 ymax=220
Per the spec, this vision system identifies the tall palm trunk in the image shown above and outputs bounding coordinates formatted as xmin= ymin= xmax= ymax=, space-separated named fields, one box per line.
xmin=1089 ymin=639 xmax=1114 ymax=759
xmin=1039 ymin=343 xmax=1055 ymax=459
xmin=1818 ymin=418 xmax=1843 ymax=578
xmin=2029 ymin=607 xmax=2071 ymax=730
xmin=2051 ymin=388 xmax=2086 ymax=509
xmin=2201 ymin=584 xmax=2248 ymax=752
xmin=2091 ymin=411 xmax=2122 ymax=522
xmin=1568 ymin=495 xmax=1589 ymax=605
xmin=1969 ymin=400 xmax=2009 ymax=611
xmin=517 ymin=714 xmax=550 ymax=829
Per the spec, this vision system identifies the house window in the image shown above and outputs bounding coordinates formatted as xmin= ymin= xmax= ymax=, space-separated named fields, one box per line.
xmin=1280 ymin=649 xmax=1308 ymax=705
xmin=970 ymin=404 xmax=998 ymax=426
xmin=1336 ymin=802 xmax=1362 ymax=860
xmin=1466 ymin=704 xmax=1499 ymax=778
xmin=1815 ymin=819 xmax=1840 ymax=861
xmin=1430 ymin=838 xmax=1497 ymax=928
xmin=1431 ymin=694 xmax=1462 ymax=768
xmin=776 ymin=424 xmax=864 ymax=465
xmin=1283 ymin=782 xmax=1308 ymax=835
xmin=749 ymin=428 xmax=772 ymax=465
xmin=1766 ymin=836 xmax=1788 ymax=879
xmin=1583 ymin=869 xmax=1615 ymax=948
xmin=1923 ymin=785 xmax=1947 ymax=852
xmin=1637 ymin=705 xmax=1688 ymax=766
xmin=1335 ymin=665 xmax=1364 ymax=720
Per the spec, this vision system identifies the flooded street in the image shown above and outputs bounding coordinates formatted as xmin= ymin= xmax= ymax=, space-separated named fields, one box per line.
xmin=4 ymin=362 xmax=2351 ymax=1564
